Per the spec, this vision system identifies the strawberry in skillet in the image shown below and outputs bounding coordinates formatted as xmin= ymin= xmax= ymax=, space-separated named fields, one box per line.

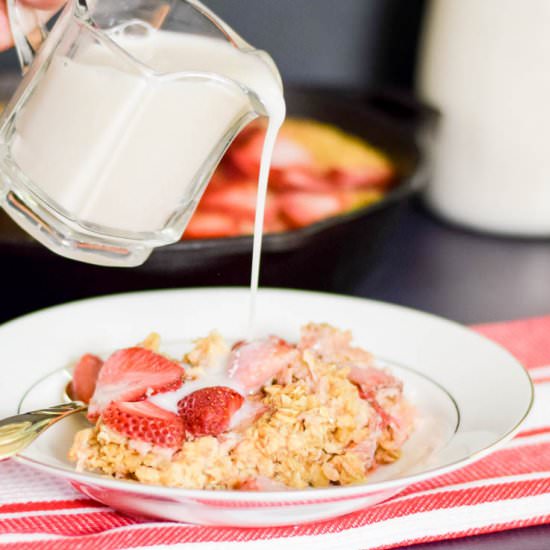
xmin=184 ymin=181 xmax=281 ymax=239
xmin=88 ymin=347 xmax=184 ymax=421
xmin=102 ymin=400 xmax=185 ymax=448
xmin=278 ymin=191 xmax=350 ymax=228
xmin=279 ymin=188 xmax=385 ymax=228
xmin=199 ymin=181 xmax=280 ymax=225
xmin=201 ymin=181 xmax=259 ymax=221
xmin=328 ymin=164 xmax=394 ymax=189
xmin=183 ymin=118 xmax=395 ymax=239
xmin=229 ymin=123 xmax=315 ymax=181
xmin=184 ymin=211 xmax=241 ymax=239
xmin=229 ymin=126 xmax=331 ymax=193
xmin=228 ymin=119 xmax=394 ymax=192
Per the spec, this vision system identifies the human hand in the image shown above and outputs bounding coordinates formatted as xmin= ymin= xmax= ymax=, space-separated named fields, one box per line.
xmin=0 ymin=0 xmax=63 ymax=52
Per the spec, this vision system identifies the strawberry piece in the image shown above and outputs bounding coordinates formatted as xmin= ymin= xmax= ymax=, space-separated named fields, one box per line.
xmin=102 ymin=401 xmax=184 ymax=448
xmin=88 ymin=347 xmax=184 ymax=421
xmin=348 ymin=366 xmax=400 ymax=395
xmin=201 ymin=182 xmax=280 ymax=225
xmin=229 ymin=129 xmax=313 ymax=180
xmin=347 ymin=435 xmax=377 ymax=472
xmin=178 ymin=386 xmax=244 ymax=438
xmin=269 ymin=166 xmax=332 ymax=192
xmin=237 ymin=211 xmax=288 ymax=235
xmin=227 ymin=337 xmax=298 ymax=393
xmin=349 ymin=366 xmax=402 ymax=432
xmin=279 ymin=191 xmax=348 ymax=228
xmin=71 ymin=354 xmax=103 ymax=404
xmin=329 ymin=165 xmax=394 ymax=189
xmin=271 ymin=136 xmax=314 ymax=169
xmin=183 ymin=211 xmax=240 ymax=239
xmin=201 ymin=181 xmax=259 ymax=221
xmin=227 ymin=130 xmax=264 ymax=179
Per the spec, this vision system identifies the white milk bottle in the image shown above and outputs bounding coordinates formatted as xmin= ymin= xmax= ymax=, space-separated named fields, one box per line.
xmin=418 ymin=0 xmax=550 ymax=236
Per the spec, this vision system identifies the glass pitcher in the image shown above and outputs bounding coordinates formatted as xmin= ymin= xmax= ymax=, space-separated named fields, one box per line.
xmin=0 ymin=0 xmax=284 ymax=267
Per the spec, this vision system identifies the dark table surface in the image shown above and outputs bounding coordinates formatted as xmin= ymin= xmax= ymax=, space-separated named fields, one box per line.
xmin=354 ymin=199 xmax=550 ymax=326
xmin=353 ymin=200 xmax=550 ymax=550
xmin=1 ymin=199 xmax=549 ymax=548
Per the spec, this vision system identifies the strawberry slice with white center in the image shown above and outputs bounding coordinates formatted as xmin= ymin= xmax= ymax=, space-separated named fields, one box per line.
xmin=329 ymin=164 xmax=394 ymax=189
xmin=229 ymin=129 xmax=313 ymax=177
xmin=269 ymin=166 xmax=332 ymax=192
xmin=279 ymin=191 xmax=349 ymax=228
xmin=71 ymin=353 xmax=103 ymax=404
xmin=228 ymin=337 xmax=298 ymax=393
xmin=88 ymin=347 xmax=184 ymax=421
xmin=102 ymin=400 xmax=185 ymax=448
xmin=271 ymin=136 xmax=314 ymax=168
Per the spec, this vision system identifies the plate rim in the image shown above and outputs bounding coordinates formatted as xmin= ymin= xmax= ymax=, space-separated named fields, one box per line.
xmin=2 ymin=287 xmax=533 ymax=502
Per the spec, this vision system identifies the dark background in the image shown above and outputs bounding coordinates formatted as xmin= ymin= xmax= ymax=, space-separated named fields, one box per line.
xmin=0 ymin=0 xmax=426 ymax=90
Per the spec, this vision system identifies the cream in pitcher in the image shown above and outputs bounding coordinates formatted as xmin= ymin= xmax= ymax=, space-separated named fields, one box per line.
xmin=0 ymin=0 xmax=285 ymax=266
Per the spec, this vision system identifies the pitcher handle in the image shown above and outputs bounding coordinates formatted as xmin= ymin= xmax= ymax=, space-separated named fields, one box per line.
xmin=7 ymin=0 xmax=57 ymax=74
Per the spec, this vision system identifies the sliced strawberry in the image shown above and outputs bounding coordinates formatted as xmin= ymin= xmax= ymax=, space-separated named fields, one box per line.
xmin=227 ymin=130 xmax=264 ymax=179
xmin=329 ymin=165 xmax=394 ymax=189
xmin=207 ymin=169 xmax=236 ymax=189
xmin=200 ymin=182 xmax=259 ymax=222
xmin=207 ymin=183 xmax=280 ymax=225
xmin=237 ymin=211 xmax=288 ymax=235
xmin=102 ymin=400 xmax=184 ymax=448
xmin=269 ymin=166 xmax=332 ymax=192
xmin=88 ymin=347 xmax=184 ymax=421
xmin=183 ymin=211 xmax=240 ymax=239
xmin=229 ymin=129 xmax=314 ymax=180
xmin=227 ymin=337 xmax=298 ymax=393
xmin=279 ymin=191 xmax=349 ymax=228
xmin=349 ymin=366 xmax=402 ymax=431
xmin=271 ymin=136 xmax=314 ymax=169
xmin=178 ymin=386 xmax=244 ymax=438
xmin=262 ymin=215 xmax=288 ymax=234
xmin=348 ymin=366 xmax=400 ymax=395
xmin=71 ymin=353 xmax=103 ymax=404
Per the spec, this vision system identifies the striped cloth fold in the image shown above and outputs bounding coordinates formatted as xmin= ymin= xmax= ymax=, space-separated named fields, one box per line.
xmin=2 ymin=316 xmax=550 ymax=550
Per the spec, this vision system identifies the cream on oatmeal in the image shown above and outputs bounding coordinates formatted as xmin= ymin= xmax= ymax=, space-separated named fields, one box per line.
xmin=69 ymin=323 xmax=414 ymax=490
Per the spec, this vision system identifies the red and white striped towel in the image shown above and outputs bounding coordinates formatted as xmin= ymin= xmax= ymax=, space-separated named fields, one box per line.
xmin=1 ymin=316 xmax=550 ymax=550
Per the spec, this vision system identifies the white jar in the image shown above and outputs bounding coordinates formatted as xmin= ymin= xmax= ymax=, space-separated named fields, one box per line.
xmin=418 ymin=0 xmax=550 ymax=236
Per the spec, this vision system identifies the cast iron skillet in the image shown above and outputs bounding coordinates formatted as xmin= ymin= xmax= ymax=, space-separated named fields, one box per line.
xmin=0 ymin=83 xmax=435 ymax=322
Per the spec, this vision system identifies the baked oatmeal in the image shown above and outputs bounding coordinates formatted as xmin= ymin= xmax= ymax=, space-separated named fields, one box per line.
xmin=69 ymin=323 xmax=414 ymax=490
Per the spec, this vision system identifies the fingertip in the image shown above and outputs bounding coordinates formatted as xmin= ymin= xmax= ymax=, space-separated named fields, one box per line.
xmin=0 ymin=9 xmax=14 ymax=52
xmin=20 ymin=0 xmax=64 ymax=10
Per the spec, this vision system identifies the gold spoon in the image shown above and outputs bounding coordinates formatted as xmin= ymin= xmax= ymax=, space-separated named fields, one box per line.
xmin=0 ymin=383 xmax=87 ymax=461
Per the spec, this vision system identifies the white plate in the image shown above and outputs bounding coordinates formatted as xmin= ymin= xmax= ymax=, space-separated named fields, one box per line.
xmin=0 ymin=288 xmax=533 ymax=526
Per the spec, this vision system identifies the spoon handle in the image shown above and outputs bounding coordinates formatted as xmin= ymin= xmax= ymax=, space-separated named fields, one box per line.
xmin=0 ymin=402 xmax=87 ymax=460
